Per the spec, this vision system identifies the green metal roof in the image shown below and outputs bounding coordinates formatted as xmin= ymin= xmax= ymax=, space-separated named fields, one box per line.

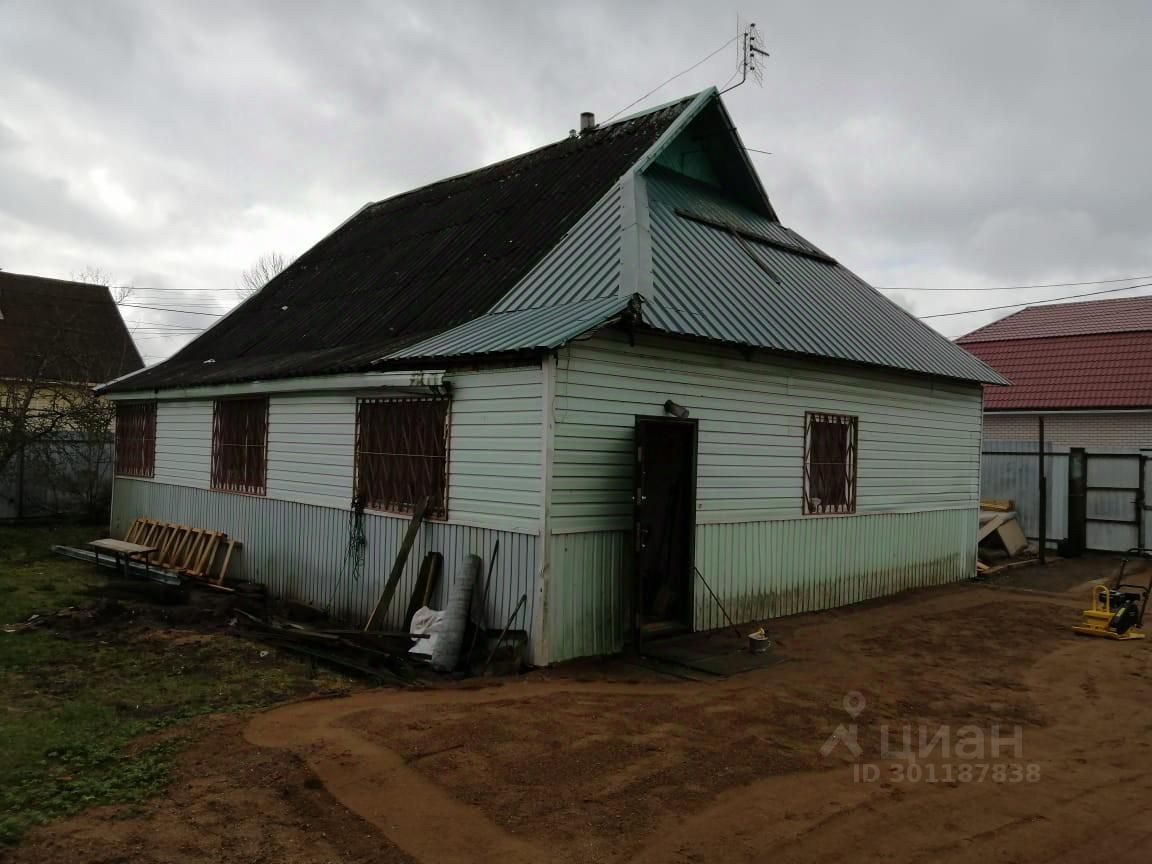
xmin=642 ymin=168 xmax=1006 ymax=384
xmin=423 ymin=88 xmax=1004 ymax=385
xmin=380 ymin=295 xmax=633 ymax=362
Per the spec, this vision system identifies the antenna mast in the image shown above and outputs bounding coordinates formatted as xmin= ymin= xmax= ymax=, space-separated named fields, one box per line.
xmin=720 ymin=22 xmax=769 ymax=94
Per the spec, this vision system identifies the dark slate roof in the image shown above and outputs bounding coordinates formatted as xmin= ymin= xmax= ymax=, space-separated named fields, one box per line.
xmin=107 ymin=98 xmax=694 ymax=392
xmin=0 ymin=271 xmax=143 ymax=384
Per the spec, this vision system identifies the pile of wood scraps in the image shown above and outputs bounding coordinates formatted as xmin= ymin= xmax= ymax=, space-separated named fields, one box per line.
xmin=123 ymin=518 xmax=241 ymax=587
xmin=977 ymin=499 xmax=1033 ymax=575
xmin=233 ymin=609 xmax=420 ymax=686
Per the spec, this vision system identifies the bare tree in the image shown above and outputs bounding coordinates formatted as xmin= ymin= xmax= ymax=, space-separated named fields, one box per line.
xmin=73 ymin=265 xmax=134 ymax=305
xmin=238 ymin=252 xmax=291 ymax=298
xmin=1 ymin=288 xmax=125 ymax=517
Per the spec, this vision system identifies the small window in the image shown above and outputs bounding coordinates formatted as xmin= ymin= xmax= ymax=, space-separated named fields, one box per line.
xmin=355 ymin=397 xmax=449 ymax=517
xmin=211 ymin=397 xmax=268 ymax=495
xmin=803 ymin=412 xmax=857 ymax=514
xmin=115 ymin=401 xmax=156 ymax=478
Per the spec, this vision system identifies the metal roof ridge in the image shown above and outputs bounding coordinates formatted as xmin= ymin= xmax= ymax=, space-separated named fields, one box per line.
xmin=597 ymin=91 xmax=705 ymax=129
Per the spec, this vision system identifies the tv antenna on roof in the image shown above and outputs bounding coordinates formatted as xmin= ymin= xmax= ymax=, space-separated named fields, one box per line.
xmin=720 ymin=22 xmax=769 ymax=94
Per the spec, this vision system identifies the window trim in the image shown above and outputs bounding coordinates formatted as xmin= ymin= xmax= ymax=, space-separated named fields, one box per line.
xmin=353 ymin=395 xmax=450 ymax=519
xmin=210 ymin=396 xmax=269 ymax=496
xmin=802 ymin=411 xmax=858 ymax=515
xmin=114 ymin=400 xmax=157 ymax=479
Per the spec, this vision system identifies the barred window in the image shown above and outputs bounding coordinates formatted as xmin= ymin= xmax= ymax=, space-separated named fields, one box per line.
xmin=115 ymin=401 xmax=156 ymax=478
xmin=211 ymin=397 xmax=268 ymax=495
xmin=803 ymin=412 xmax=858 ymax=514
xmin=355 ymin=397 xmax=449 ymax=517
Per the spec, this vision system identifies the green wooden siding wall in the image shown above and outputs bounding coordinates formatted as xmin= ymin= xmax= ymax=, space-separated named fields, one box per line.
xmin=543 ymin=332 xmax=982 ymax=661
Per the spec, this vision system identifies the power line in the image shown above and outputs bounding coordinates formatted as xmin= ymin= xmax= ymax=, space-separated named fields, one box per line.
xmin=602 ymin=33 xmax=740 ymax=124
xmin=880 ymin=273 xmax=1152 ymax=293
xmin=918 ymin=281 xmax=1152 ymax=319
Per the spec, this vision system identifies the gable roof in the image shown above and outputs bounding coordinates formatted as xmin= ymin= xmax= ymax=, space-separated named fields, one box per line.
xmin=957 ymin=295 xmax=1152 ymax=409
xmin=0 ymin=271 xmax=143 ymax=384
xmin=959 ymin=295 xmax=1152 ymax=342
xmin=104 ymin=89 xmax=1003 ymax=393
xmin=105 ymin=98 xmax=694 ymax=392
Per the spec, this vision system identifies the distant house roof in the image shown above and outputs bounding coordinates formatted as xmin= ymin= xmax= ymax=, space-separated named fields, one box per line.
xmin=958 ymin=296 xmax=1152 ymax=410
xmin=0 ymin=271 xmax=143 ymax=384
xmin=104 ymin=88 xmax=1003 ymax=393
xmin=959 ymin=295 xmax=1152 ymax=342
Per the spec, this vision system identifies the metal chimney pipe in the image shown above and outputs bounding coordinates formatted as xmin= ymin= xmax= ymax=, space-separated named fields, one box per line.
xmin=580 ymin=112 xmax=596 ymax=132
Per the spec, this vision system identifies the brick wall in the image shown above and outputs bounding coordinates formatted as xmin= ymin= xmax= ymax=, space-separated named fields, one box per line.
xmin=983 ymin=411 xmax=1152 ymax=448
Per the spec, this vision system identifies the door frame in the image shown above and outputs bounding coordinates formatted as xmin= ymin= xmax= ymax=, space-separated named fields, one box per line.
xmin=632 ymin=415 xmax=699 ymax=648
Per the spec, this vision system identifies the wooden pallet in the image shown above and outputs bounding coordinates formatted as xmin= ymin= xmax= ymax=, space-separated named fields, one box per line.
xmin=123 ymin=518 xmax=241 ymax=585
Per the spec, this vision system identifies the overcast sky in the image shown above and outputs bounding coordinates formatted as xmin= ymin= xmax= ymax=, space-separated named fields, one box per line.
xmin=2 ymin=0 xmax=1150 ymax=364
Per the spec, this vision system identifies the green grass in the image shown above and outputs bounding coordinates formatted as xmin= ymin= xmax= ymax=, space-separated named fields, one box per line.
xmin=0 ymin=524 xmax=349 ymax=845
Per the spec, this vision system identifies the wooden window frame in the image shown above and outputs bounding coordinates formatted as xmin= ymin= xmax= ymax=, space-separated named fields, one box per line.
xmin=354 ymin=396 xmax=450 ymax=519
xmin=210 ymin=396 xmax=269 ymax=496
xmin=114 ymin=400 xmax=156 ymax=478
xmin=802 ymin=412 xmax=858 ymax=515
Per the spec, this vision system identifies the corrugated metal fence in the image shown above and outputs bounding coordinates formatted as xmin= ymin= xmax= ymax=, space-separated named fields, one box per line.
xmin=1 ymin=434 xmax=113 ymax=520
xmin=982 ymin=441 xmax=1150 ymax=551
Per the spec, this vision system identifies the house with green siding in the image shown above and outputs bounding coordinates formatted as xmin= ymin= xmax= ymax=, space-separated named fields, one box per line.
xmin=98 ymin=88 xmax=1004 ymax=664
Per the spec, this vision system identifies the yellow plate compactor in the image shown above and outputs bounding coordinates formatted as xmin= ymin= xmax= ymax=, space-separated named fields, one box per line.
xmin=1074 ymin=548 xmax=1151 ymax=640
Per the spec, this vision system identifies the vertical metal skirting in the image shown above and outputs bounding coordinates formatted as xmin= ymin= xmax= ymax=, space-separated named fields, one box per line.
xmin=545 ymin=508 xmax=977 ymax=663
xmin=692 ymin=509 xmax=976 ymax=631
xmin=112 ymin=479 xmax=542 ymax=662
xmin=547 ymin=530 xmax=630 ymax=661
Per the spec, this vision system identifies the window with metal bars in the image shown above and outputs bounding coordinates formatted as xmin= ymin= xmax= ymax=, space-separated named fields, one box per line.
xmin=210 ymin=397 xmax=268 ymax=495
xmin=803 ymin=412 xmax=858 ymax=514
xmin=354 ymin=396 xmax=449 ymax=518
xmin=114 ymin=401 xmax=156 ymax=478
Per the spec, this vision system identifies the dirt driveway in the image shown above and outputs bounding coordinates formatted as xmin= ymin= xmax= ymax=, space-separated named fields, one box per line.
xmin=12 ymin=558 xmax=1152 ymax=863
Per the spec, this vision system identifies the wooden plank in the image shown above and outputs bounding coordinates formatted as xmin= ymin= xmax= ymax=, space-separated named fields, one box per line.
xmin=124 ymin=519 xmax=145 ymax=544
xmin=995 ymin=518 xmax=1030 ymax=557
xmin=216 ymin=540 xmax=238 ymax=584
xmin=404 ymin=552 xmax=441 ymax=631
xmin=191 ymin=533 xmax=222 ymax=578
xmin=980 ymin=499 xmax=1014 ymax=512
xmin=422 ymin=551 xmax=442 ymax=606
xmin=365 ymin=496 xmax=431 ymax=632
xmin=173 ymin=528 xmax=202 ymax=571
xmin=89 ymin=539 xmax=158 ymax=554
xmin=157 ymin=525 xmax=184 ymax=568
xmin=977 ymin=513 xmax=1008 ymax=543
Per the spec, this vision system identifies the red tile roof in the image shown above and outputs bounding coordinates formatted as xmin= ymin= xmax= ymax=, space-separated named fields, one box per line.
xmin=960 ymin=295 xmax=1152 ymax=342
xmin=960 ymin=332 xmax=1152 ymax=409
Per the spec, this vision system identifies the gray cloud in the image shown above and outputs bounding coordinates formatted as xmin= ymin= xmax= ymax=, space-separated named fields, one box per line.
xmin=1 ymin=0 xmax=1150 ymax=360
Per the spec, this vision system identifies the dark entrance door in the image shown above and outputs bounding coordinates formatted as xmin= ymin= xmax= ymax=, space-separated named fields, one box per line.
xmin=634 ymin=416 xmax=698 ymax=636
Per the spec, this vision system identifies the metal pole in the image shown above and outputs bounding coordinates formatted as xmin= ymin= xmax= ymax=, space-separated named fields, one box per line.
xmin=1038 ymin=416 xmax=1047 ymax=564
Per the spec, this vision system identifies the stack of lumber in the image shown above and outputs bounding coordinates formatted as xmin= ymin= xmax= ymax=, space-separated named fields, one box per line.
xmin=233 ymin=609 xmax=420 ymax=686
xmin=123 ymin=518 xmax=240 ymax=586
xmin=977 ymin=499 xmax=1031 ymax=574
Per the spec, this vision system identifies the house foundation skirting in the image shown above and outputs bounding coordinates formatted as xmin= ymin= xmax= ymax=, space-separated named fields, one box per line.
xmin=111 ymin=479 xmax=542 ymax=662
xmin=546 ymin=508 xmax=978 ymax=662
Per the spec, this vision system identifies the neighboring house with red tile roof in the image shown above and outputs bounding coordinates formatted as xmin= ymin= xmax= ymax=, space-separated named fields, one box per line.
xmin=958 ymin=296 xmax=1152 ymax=447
